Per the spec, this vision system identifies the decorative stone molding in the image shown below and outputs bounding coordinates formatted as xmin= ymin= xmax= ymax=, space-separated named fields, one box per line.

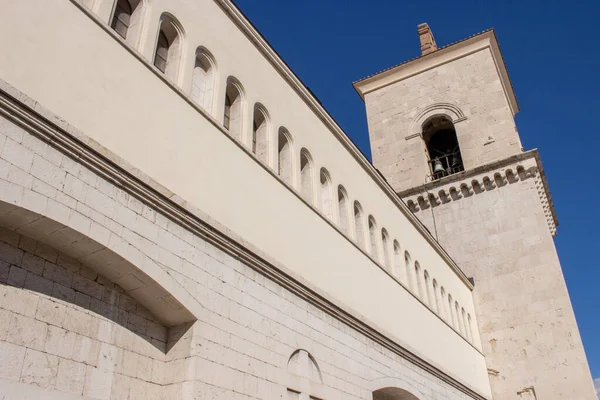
xmin=402 ymin=155 xmax=557 ymax=237
xmin=410 ymin=102 xmax=467 ymax=138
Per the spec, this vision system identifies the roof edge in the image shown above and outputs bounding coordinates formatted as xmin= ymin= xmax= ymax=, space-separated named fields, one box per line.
xmin=353 ymin=29 xmax=520 ymax=116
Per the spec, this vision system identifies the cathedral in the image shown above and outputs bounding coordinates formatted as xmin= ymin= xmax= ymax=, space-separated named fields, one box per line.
xmin=0 ymin=1 xmax=595 ymax=399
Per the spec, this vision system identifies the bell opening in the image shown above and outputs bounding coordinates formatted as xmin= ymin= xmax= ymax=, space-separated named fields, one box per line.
xmin=423 ymin=116 xmax=464 ymax=180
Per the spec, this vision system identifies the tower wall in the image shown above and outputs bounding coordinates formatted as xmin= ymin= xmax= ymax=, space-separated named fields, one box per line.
xmin=364 ymin=46 xmax=522 ymax=193
xmin=357 ymin=29 xmax=596 ymax=400
xmin=400 ymin=156 xmax=596 ymax=399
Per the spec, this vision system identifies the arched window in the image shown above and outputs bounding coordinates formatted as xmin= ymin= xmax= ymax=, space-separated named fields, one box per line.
xmin=252 ymin=105 xmax=269 ymax=164
xmin=448 ymin=294 xmax=455 ymax=328
xmin=300 ymin=149 xmax=314 ymax=204
xmin=368 ymin=216 xmax=379 ymax=260
xmin=423 ymin=115 xmax=464 ymax=180
xmin=110 ymin=0 xmax=144 ymax=45
xmin=393 ymin=241 xmax=402 ymax=279
xmin=455 ymin=301 xmax=463 ymax=335
xmin=191 ymin=48 xmax=216 ymax=114
xmin=155 ymin=31 xmax=169 ymax=73
xmin=468 ymin=313 xmax=474 ymax=342
xmin=337 ymin=186 xmax=349 ymax=234
xmin=414 ymin=262 xmax=423 ymax=299
xmin=319 ymin=168 xmax=333 ymax=220
xmin=110 ymin=0 xmax=132 ymax=39
xmin=461 ymin=308 xmax=469 ymax=341
xmin=381 ymin=229 xmax=391 ymax=269
xmin=154 ymin=15 xmax=184 ymax=82
xmin=278 ymin=128 xmax=293 ymax=185
xmin=404 ymin=251 xmax=413 ymax=291
xmin=432 ymin=279 xmax=440 ymax=314
xmin=440 ymin=286 xmax=447 ymax=319
xmin=224 ymin=78 xmax=244 ymax=139
xmin=353 ymin=201 xmax=365 ymax=249
xmin=423 ymin=270 xmax=432 ymax=307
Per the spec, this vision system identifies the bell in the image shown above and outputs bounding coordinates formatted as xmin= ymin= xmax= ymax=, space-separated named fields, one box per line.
xmin=433 ymin=159 xmax=444 ymax=173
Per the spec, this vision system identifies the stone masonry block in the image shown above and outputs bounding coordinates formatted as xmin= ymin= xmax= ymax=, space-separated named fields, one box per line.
xmin=0 ymin=340 xmax=26 ymax=381
xmin=43 ymin=261 xmax=74 ymax=287
xmin=73 ymin=334 xmax=101 ymax=367
xmin=24 ymin=272 xmax=54 ymax=296
xmin=20 ymin=348 xmax=59 ymax=388
xmin=7 ymin=312 xmax=48 ymax=351
xmin=72 ymin=274 xmax=103 ymax=299
xmin=56 ymin=357 xmax=87 ymax=395
xmin=45 ymin=325 xmax=76 ymax=359
xmin=7 ymin=265 xmax=27 ymax=287
xmin=83 ymin=365 xmax=113 ymax=400
xmin=36 ymin=297 xmax=67 ymax=325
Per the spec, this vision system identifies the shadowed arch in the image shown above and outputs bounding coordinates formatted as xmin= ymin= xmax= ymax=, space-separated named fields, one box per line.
xmin=370 ymin=377 xmax=424 ymax=400
xmin=0 ymin=198 xmax=196 ymax=328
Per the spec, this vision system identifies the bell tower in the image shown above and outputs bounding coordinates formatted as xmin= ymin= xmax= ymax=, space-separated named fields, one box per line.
xmin=355 ymin=25 xmax=596 ymax=400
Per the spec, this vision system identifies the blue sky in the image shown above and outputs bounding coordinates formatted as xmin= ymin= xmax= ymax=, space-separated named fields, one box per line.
xmin=234 ymin=0 xmax=600 ymax=381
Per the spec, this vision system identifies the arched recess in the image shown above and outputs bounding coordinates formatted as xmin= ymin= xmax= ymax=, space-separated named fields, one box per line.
xmin=381 ymin=229 xmax=391 ymax=269
xmin=353 ymin=201 xmax=365 ymax=249
xmin=277 ymin=127 xmax=293 ymax=185
xmin=414 ymin=261 xmax=424 ymax=299
xmin=368 ymin=215 xmax=379 ymax=260
xmin=0 ymin=198 xmax=196 ymax=329
xmin=190 ymin=47 xmax=217 ymax=115
xmin=423 ymin=270 xmax=432 ymax=307
xmin=393 ymin=241 xmax=402 ymax=279
xmin=440 ymin=286 xmax=447 ymax=320
xmin=319 ymin=168 xmax=333 ymax=220
xmin=404 ymin=251 xmax=413 ymax=291
xmin=109 ymin=0 xmax=146 ymax=48
xmin=337 ymin=186 xmax=350 ymax=235
xmin=455 ymin=301 xmax=464 ymax=335
xmin=153 ymin=13 xmax=185 ymax=84
xmin=300 ymin=149 xmax=314 ymax=204
xmin=432 ymin=279 xmax=440 ymax=314
xmin=252 ymin=103 xmax=270 ymax=164
xmin=370 ymin=377 xmax=424 ymax=400
xmin=223 ymin=77 xmax=244 ymax=140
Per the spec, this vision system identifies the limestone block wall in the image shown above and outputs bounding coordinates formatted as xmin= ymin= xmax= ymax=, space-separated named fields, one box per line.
xmin=0 ymin=229 xmax=173 ymax=399
xmin=364 ymin=48 xmax=523 ymax=193
xmin=0 ymin=85 xmax=488 ymax=399
xmin=401 ymin=157 xmax=596 ymax=400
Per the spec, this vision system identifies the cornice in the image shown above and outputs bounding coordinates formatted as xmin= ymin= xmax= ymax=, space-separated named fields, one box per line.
xmin=0 ymin=80 xmax=488 ymax=400
xmin=213 ymin=0 xmax=474 ymax=290
xmin=399 ymin=151 xmax=558 ymax=237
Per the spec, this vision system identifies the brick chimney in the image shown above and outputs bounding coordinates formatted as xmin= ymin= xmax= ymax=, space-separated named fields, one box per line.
xmin=418 ymin=23 xmax=437 ymax=55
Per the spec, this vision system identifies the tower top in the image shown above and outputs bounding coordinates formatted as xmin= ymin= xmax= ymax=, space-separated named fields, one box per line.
xmin=418 ymin=23 xmax=437 ymax=55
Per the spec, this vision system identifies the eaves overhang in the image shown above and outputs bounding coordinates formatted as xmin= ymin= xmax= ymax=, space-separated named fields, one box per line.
xmin=353 ymin=29 xmax=520 ymax=116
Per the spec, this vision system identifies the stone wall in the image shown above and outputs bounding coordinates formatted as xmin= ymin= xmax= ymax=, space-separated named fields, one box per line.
xmin=0 ymin=84 xmax=483 ymax=399
xmin=402 ymin=159 xmax=597 ymax=400
xmin=0 ymin=228 xmax=170 ymax=399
